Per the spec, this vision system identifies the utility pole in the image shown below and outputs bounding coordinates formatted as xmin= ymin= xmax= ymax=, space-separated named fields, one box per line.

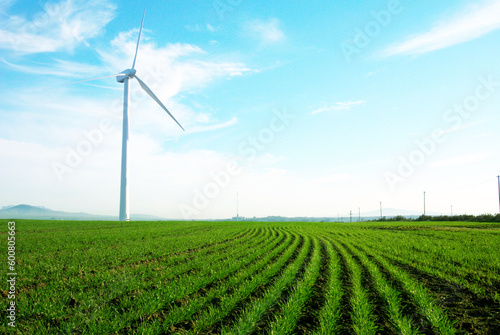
xmin=350 ymin=210 xmax=352 ymax=223
xmin=358 ymin=207 xmax=361 ymax=222
xmin=451 ymin=205 xmax=453 ymax=216
xmin=380 ymin=201 xmax=383 ymax=219
xmin=338 ymin=213 xmax=340 ymax=222
xmin=423 ymin=191 xmax=426 ymax=216
xmin=497 ymin=176 xmax=500 ymax=214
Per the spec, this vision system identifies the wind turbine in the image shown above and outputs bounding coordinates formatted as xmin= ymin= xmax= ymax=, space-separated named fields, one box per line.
xmin=80 ymin=8 xmax=185 ymax=221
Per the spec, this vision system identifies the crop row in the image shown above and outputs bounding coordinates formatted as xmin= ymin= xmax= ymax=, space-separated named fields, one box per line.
xmin=18 ymin=227 xmax=276 ymax=332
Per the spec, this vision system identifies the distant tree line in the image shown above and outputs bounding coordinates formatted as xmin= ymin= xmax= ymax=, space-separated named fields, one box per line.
xmin=374 ymin=214 xmax=500 ymax=222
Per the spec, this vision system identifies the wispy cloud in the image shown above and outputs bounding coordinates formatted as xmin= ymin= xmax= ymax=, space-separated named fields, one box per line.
xmin=424 ymin=121 xmax=482 ymax=140
xmin=364 ymin=69 xmax=382 ymax=77
xmin=0 ymin=0 xmax=14 ymax=10
xmin=186 ymin=116 xmax=238 ymax=134
xmin=245 ymin=18 xmax=286 ymax=45
xmin=207 ymin=24 xmax=217 ymax=33
xmin=185 ymin=24 xmax=218 ymax=33
xmin=311 ymin=101 xmax=365 ymax=115
xmin=1 ymin=58 xmax=106 ymax=78
xmin=384 ymin=0 xmax=500 ymax=56
xmin=0 ymin=0 xmax=115 ymax=54
xmin=430 ymin=152 xmax=491 ymax=168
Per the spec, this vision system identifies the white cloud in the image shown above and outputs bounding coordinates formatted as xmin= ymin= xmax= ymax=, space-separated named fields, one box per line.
xmin=242 ymin=154 xmax=286 ymax=172
xmin=207 ymin=24 xmax=217 ymax=33
xmin=0 ymin=0 xmax=115 ymax=54
xmin=0 ymin=136 xmax=237 ymax=217
xmin=384 ymin=0 xmax=500 ymax=56
xmin=424 ymin=121 xmax=482 ymax=140
xmin=312 ymin=174 xmax=352 ymax=185
xmin=311 ymin=101 xmax=365 ymax=115
xmin=185 ymin=24 xmax=218 ymax=33
xmin=98 ymin=33 xmax=250 ymax=95
xmin=94 ymin=32 xmax=250 ymax=134
xmin=0 ymin=11 xmax=253 ymax=217
xmin=430 ymin=152 xmax=491 ymax=168
xmin=245 ymin=18 xmax=286 ymax=45
xmin=3 ymin=26 xmax=251 ymax=137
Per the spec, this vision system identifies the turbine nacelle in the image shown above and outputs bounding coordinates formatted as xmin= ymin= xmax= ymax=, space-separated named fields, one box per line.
xmin=116 ymin=69 xmax=137 ymax=83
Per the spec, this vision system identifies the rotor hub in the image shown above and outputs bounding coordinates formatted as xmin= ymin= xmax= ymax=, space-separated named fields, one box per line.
xmin=116 ymin=69 xmax=137 ymax=83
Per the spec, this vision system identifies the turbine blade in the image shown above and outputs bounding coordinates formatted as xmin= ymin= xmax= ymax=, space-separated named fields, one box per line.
xmin=135 ymin=75 xmax=185 ymax=131
xmin=131 ymin=7 xmax=146 ymax=70
xmin=70 ymin=74 xmax=122 ymax=84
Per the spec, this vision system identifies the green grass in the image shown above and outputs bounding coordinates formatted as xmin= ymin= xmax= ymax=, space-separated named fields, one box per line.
xmin=1 ymin=219 xmax=499 ymax=334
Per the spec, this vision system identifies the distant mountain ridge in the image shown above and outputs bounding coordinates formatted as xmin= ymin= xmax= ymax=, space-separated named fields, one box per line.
xmin=0 ymin=204 xmax=165 ymax=221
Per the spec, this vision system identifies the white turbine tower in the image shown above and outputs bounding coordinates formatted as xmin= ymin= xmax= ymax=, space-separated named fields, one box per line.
xmin=80 ymin=8 xmax=184 ymax=221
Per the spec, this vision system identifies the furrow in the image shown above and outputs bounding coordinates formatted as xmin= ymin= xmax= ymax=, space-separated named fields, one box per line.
xmin=334 ymin=240 xmax=377 ymax=335
xmin=342 ymin=240 xmax=420 ymax=334
xmin=356 ymin=243 xmax=456 ymax=335
xmin=220 ymin=234 xmax=312 ymax=335
xmin=140 ymin=229 xmax=292 ymax=333
xmin=311 ymin=238 xmax=343 ymax=335
xmin=266 ymin=236 xmax=322 ymax=335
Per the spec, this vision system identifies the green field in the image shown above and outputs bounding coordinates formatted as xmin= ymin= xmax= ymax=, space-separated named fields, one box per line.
xmin=2 ymin=220 xmax=500 ymax=334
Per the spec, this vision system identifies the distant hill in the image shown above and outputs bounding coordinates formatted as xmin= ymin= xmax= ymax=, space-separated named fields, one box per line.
xmin=361 ymin=208 xmax=442 ymax=217
xmin=0 ymin=205 xmax=165 ymax=221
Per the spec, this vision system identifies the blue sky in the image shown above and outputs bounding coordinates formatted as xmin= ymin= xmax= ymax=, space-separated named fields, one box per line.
xmin=1 ymin=0 xmax=499 ymax=219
